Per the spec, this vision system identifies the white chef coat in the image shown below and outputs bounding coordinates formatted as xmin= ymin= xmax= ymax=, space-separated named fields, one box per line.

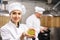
xmin=1 ymin=21 xmax=28 ymax=40
xmin=26 ymin=14 xmax=41 ymax=40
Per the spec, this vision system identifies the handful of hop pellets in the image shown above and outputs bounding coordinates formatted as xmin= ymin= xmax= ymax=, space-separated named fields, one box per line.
xmin=27 ymin=29 xmax=35 ymax=35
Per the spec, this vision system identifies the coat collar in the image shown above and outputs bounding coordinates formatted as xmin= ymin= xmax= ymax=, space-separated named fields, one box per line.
xmin=8 ymin=21 xmax=19 ymax=28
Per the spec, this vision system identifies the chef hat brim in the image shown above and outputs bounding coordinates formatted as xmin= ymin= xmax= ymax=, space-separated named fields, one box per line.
xmin=6 ymin=2 xmax=26 ymax=15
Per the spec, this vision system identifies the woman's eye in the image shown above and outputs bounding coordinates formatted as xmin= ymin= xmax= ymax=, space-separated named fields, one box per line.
xmin=18 ymin=13 xmax=21 ymax=15
xmin=12 ymin=12 xmax=21 ymax=15
xmin=12 ymin=12 xmax=16 ymax=14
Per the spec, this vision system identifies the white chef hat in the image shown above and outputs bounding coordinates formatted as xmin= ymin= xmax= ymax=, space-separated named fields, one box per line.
xmin=7 ymin=2 xmax=26 ymax=15
xmin=35 ymin=6 xmax=45 ymax=14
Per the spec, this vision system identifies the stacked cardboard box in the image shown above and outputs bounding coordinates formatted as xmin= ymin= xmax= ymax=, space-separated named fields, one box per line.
xmin=40 ymin=15 xmax=60 ymax=28
xmin=0 ymin=16 xmax=9 ymax=28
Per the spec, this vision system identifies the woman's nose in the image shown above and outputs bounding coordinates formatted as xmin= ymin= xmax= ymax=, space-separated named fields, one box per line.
xmin=16 ymin=14 xmax=19 ymax=18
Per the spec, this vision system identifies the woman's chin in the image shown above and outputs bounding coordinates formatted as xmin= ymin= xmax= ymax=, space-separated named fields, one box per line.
xmin=13 ymin=20 xmax=19 ymax=23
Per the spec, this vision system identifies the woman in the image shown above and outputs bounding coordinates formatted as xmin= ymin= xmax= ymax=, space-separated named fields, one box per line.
xmin=0 ymin=2 xmax=35 ymax=40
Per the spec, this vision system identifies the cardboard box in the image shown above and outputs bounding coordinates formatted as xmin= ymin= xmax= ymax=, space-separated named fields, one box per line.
xmin=40 ymin=15 xmax=60 ymax=28
xmin=0 ymin=16 xmax=9 ymax=28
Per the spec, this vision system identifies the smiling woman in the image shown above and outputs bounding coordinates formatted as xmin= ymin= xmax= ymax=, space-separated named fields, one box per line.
xmin=10 ymin=10 xmax=22 ymax=27
xmin=0 ymin=2 xmax=29 ymax=40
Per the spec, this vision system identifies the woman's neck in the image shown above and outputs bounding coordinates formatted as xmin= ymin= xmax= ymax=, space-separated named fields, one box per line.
xmin=11 ymin=20 xmax=19 ymax=28
xmin=14 ymin=22 xmax=19 ymax=28
xmin=15 ymin=23 xmax=18 ymax=27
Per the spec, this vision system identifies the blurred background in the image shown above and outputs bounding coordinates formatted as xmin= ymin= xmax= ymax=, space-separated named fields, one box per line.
xmin=0 ymin=0 xmax=60 ymax=40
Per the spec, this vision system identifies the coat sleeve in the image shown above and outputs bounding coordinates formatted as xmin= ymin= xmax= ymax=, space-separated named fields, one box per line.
xmin=1 ymin=28 xmax=20 ymax=40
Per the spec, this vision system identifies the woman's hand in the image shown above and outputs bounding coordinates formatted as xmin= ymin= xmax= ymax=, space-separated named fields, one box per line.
xmin=25 ymin=28 xmax=35 ymax=38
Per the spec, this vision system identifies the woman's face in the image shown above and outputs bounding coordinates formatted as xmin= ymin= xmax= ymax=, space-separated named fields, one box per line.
xmin=10 ymin=10 xmax=22 ymax=23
